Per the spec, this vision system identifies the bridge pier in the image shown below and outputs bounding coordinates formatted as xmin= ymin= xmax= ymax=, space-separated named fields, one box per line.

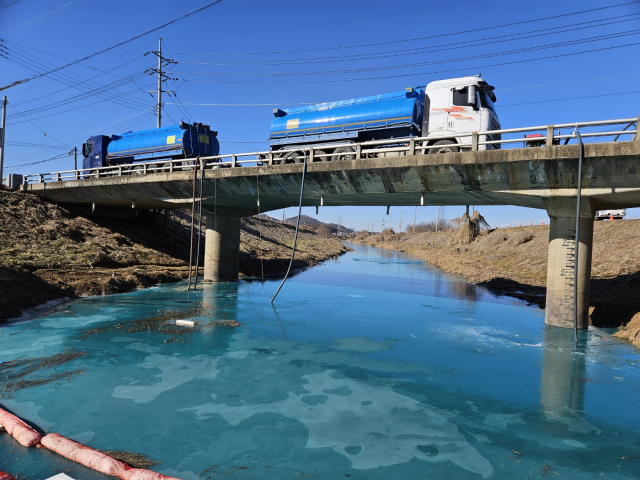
xmin=543 ymin=197 xmax=595 ymax=329
xmin=204 ymin=215 xmax=241 ymax=282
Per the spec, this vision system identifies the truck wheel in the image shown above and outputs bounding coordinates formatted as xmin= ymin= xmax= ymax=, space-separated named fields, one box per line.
xmin=429 ymin=140 xmax=458 ymax=154
xmin=333 ymin=146 xmax=356 ymax=161
xmin=283 ymin=151 xmax=303 ymax=164
xmin=131 ymin=166 xmax=144 ymax=175
xmin=313 ymin=150 xmax=327 ymax=162
xmin=160 ymin=162 xmax=171 ymax=172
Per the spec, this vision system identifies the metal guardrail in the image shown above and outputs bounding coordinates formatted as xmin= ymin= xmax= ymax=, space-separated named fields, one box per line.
xmin=20 ymin=116 xmax=639 ymax=185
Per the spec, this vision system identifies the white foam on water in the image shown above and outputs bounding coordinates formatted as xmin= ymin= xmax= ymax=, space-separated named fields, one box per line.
xmin=185 ymin=369 xmax=494 ymax=478
xmin=348 ymin=295 xmax=364 ymax=298
xmin=466 ymin=401 xmax=479 ymax=412
xmin=563 ymin=439 xmax=587 ymax=448
xmin=483 ymin=413 xmax=527 ymax=429
xmin=112 ymin=354 xmax=220 ymax=404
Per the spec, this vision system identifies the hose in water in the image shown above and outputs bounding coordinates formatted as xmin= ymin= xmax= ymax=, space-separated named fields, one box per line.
xmin=187 ymin=157 xmax=199 ymax=290
xmin=573 ymin=127 xmax=584 ymax=349
xmin=271 ymin=151 xmax=308 ymax=303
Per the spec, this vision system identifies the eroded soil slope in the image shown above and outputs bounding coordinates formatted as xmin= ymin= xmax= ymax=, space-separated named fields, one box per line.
xmin=0 ymin=190 xmax=349 ymax=321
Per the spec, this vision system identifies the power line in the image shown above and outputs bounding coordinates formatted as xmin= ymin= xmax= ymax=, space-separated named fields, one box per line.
xmin=171 ymin=14 xmax=640 ymax=66
xmin=165 ymin=1 xmax=640 ymax=56
xmin=500 ymin=89 xmax=640 ymax=107
xmin=0 ymin=0 xmax=224 ymax=92
xmin=172 ymin=30 xmax=640 ymax=78
xmin=181 ymin=40 xmax=640 ymax=84
xmin=0 ymin=0 xmax=80 ymax=35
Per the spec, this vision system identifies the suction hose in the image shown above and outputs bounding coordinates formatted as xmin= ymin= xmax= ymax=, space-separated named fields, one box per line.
xmin=271 ymin=151 xmax=308 ymax=303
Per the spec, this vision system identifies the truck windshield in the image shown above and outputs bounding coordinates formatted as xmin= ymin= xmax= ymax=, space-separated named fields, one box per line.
xmin=479 ymin=89 xmax=496 ymax=112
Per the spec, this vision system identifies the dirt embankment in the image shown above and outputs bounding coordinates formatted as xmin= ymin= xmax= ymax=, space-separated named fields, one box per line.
xmin=0 ymin=190 xmax=349 ymax=321
xmin=354 ymin=220 xmax=640 ymax=346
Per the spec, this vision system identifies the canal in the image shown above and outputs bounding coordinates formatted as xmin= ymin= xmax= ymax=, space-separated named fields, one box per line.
xmin=1 ymin=243 xmax=639 ymax=479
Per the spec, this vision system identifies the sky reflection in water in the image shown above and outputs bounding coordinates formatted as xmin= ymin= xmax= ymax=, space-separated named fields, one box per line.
xmin=1 ymin=243 xmax=639 ymax=479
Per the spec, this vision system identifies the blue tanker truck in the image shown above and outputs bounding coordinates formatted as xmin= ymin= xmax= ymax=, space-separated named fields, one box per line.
xmin=269 ymin=75 xmax=500 ymax=163
xmin=82 ymin=121 xmax=219 ymax=173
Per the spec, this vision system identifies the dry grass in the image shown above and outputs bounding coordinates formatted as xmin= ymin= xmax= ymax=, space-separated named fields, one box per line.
xmin=100 ymin=450 xmax=160 ymax=468
xmin=0 ymin=349 xmax=86 ymax=395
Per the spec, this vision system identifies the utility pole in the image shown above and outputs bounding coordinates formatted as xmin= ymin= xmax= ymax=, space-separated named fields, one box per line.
xmin=68 ymin=146 xmax=77 ymax=171
xmin=413 ymin=206 xmax=417 ymax=231
xmin=399 ymin=212 xmax=402 ymax=233
xmin=147 ymin=38 xmax=176 ymax=128
xmin=338 ymin=215 xmax=342 ymax=235
xmin=0 ymin=96 xmax=7 ymax=187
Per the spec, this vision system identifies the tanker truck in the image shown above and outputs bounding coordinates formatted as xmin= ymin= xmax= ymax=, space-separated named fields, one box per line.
xmin=82 ymin=121 xmax=219 ymax=174
xmin=268 ymin=75 xmax=500 ymax=163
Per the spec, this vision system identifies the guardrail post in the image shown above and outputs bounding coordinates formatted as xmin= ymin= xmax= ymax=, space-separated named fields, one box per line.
xmin=356 ymin=143 xmax=362 ymax=159
xmin=268 ymin=152 xmax=273 ymax=166
xmin=96 ymin=169 xmax=100 ymax=178
xmin=39 ymin=174 xmax=43 ymax=183
xmin=118 ymin=165 xmax=122 ymax=176
xmin=169 ymin=161 xmax=174 ymax=173
xmin=471 ymin=132 xmax=479 ymax=152
xmin=309 ymin=147 xmax=315 ymax=162
xmin=546 ymin=125 xmax=554 ymax=147
xmin=230 ymin=155 xmax=236 ymax=167
xmin=636 ymin=115 xmax=640 ymax=141
xmin=143 ymin=163 xmax=148 ymax=175
xmin=56 ymin=172 xmax=61 ymax=182
xmin=409 ymin=137 xmax=415 ymax=156
xmin=75 ymin=170 xmax=79 ymax=180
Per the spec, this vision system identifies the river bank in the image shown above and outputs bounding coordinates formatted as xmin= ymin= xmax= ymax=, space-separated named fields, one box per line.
xmin=0 ymin=190 xmax=349 ymax=322
xmin=353 ymin=219 xmax=640 ymax=347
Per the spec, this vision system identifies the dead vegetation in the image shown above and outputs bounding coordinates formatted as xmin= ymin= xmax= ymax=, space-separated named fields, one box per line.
xmin=77 ymin=307 xmax=241 ymax=344
xmin=355 ymin=213 xmax=640 ymax=337
xmin=0 ymin=348 xmax=86 ymax=395
xmin=99 ymin=450 xmax=160 ymax=468
xmin=0 ymin=189 xmax=349 ymax=321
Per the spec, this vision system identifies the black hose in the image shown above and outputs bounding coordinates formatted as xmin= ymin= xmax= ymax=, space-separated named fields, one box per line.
xmin=271 ymin=151 xmax=308 ymax=303
xmin=573 ymin=128 xmax=584 ymax=349
xmin=193 ymin=159 xmax=205 ymax=290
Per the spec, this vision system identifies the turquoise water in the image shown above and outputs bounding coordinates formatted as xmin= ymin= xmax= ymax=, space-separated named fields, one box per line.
xmin=1 ymin=243 xmax=639 ymax=479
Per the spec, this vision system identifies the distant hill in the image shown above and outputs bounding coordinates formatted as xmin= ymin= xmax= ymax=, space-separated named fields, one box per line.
xmin=255 ymin=213 xmax=354 ymax=234
xmin=285 ymin=215 xmax=354 ymax=234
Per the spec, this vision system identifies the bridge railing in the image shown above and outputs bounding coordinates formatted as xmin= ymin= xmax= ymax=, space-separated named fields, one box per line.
xmin=21 ymin=116 xmax=638 ymax=185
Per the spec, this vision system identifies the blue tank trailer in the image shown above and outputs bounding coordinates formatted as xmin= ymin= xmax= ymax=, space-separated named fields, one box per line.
xmin=81 ymin=122 xmax=219 ymax=173
xmin=267 ymin=76 xmax=500 ymax=163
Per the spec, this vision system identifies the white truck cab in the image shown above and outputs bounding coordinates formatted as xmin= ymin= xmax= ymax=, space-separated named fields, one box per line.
xmin=424 ymin=75 xmax=501 ymax=152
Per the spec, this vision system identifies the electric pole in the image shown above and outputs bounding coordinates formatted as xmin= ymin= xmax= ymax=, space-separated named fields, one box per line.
xmin=338 ymin=215 xmax=342 ymax=235
xmin=68 ymin=146 xmax=77 ymax=171
xmin=147 ymin=38 xmax=176 ymax=128
xmin=399 ymin=212 xmax=402 ymax=233
xmin=413 ymin=206 xmax=417 ymax=231
xmin=0 ymin=96 xmax=7 ymax=187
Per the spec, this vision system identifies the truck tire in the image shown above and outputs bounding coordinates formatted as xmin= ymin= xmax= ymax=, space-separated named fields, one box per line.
xmin=283 ymin=150 xmax=303 ymax=164
xmin=429 ymin=140 xmax=458 ymax=154
xmin=131 ymin=166 xmax=144 ymax=175
xmin=313 ymin=150 xmax=327 ymax=162
xmin=333 ymin=146 xmax=356 ymax=161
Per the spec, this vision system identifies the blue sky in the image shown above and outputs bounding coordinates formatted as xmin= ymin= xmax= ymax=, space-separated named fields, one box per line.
xmin=1 ymin=0 xmax=639 ymax=230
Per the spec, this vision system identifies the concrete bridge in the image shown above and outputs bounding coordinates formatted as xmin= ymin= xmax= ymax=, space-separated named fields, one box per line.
xmin=19 ymin=118 xmax=640 ymax=330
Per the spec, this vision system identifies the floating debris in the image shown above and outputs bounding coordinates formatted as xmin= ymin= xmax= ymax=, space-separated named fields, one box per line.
xmin=99 ymin=450 xmax=160 ymax=468
xmin=0 ymin=349 xmax=86 ymax=395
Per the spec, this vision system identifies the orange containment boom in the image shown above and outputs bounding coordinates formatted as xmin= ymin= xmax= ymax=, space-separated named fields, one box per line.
xmin=41 ymin=433 xmax=182 ymax=480
xmin=0 ymin=407 xmax=42 ymax=447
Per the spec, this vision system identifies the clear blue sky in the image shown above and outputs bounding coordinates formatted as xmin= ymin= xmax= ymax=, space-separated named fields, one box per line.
xmin=1 ymin=0 xmax=639 ymax=230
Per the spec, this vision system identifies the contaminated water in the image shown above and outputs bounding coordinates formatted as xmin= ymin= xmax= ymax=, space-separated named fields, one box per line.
xmin=1 ymin=243 xmax=639 ymax=479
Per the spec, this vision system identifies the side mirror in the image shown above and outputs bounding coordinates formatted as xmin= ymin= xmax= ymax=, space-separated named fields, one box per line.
xmin=467 ymin=85 xmax=477 ymax=108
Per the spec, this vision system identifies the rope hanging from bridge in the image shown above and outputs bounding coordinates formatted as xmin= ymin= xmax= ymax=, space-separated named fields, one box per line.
xmin=187 ymin=157 xmax=199 ymax=291
xmin=256 ymin=173 xmax=264 ymax=283
xmin=271 ymin=152 xmax=308 ymax=304
xmin=193 ymin=158 xmax=205 ymax=290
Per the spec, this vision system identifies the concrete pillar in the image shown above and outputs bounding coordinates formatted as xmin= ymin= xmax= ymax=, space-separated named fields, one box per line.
xmin=204 ymin=215 xmax=241 ymax=282
xmin=543 ymin=197 xmax=595 ymax=329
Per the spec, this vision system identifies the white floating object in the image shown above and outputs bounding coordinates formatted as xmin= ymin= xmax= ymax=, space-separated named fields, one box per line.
xmin=176 ymin=320 xmax=196 ymax=327
xmin=46 ymin=474 xmax=76 ymax=480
